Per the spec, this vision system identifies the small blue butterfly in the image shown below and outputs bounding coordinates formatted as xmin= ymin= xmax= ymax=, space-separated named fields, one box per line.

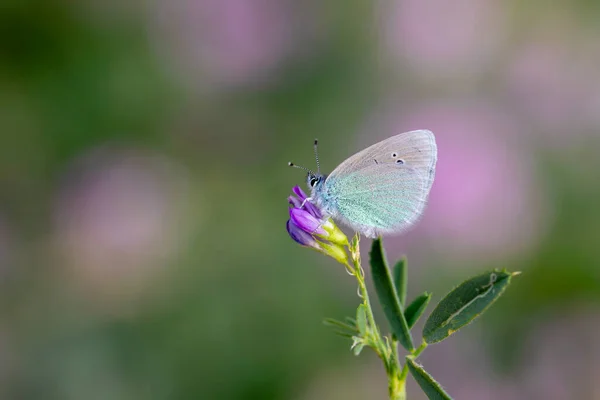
xmin=289 ymin=130 xmax=437 ymax=238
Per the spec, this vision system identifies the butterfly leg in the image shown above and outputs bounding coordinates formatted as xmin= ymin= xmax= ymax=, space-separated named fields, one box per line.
xmin=300 ymin=197 xmax=313 ymax=208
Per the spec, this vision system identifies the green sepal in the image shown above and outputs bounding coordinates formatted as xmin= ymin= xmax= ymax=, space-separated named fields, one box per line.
xmin=351 ymin=337 xmax=365 ymax=356
xmin=406 ymin=357 xmax=453 ymax=400
xmin=369 ymin=238 xmax=414 ymax=351
xmin=423 ymin=269 xmax=518 ymax=344
xmin=393 ymin=257 xmax=408 ymax=307
xmin=404 ymin=292 xmax=432 ymax=329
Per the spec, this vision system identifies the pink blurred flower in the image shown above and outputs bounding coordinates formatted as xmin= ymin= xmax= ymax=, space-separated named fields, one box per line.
xmin=361 ymin=100 xmax=546 ymax=263
xmin=54 ymin=147 xmax=189 ymax=309
xmin=383 ymin=0 xmax=506 ymax=78
xmin=153 ymin=0 xmax=295 ymax=88
xmin=505 ymin=23 xmax=600 ymax=142
xmin=507 ymin=46 xmax=582 ymax=127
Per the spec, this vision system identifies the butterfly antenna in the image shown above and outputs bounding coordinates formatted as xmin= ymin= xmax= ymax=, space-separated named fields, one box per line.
xmin=288 ymin=162 xmax=313 ymax=174
xmin=313 ymin=139 xmax=320 ymax=174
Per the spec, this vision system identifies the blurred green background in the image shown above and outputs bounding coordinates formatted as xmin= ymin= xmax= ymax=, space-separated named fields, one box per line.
xmin=1 ymin=0 xmax=600 ymax=399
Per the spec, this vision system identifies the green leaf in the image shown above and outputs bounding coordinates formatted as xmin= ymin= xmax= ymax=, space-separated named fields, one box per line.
xmin=356 ymin=304 xmax=367 ymax=336
xmin=404 ymin=292 xmax=432 ymax=328
xmin=423 ymin=269 xmax=518 ymax=344
xmin=323 ymin=318 xmax=358 ymax=336
xmin=369 ymin=238 xmax=414 ymax=351
xmin=406 ymin=357 xmax=453 ymax=400
xmin=332 ymin=330 xmax=355 ymax=338
xmin=393 ymin=257 xmax=408 ymax=307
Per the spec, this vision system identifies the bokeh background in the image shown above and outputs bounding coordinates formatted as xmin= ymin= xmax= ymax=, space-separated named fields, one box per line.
xmin=1 ymin=0 xmax=600 ymax=399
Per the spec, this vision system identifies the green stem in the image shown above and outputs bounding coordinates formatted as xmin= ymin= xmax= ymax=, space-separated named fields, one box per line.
xmin=389 ymin=338 xmax=406 ymax=400
xmin=356 ymin=265 xmax=379 ymax=336
xmin=413 ymin=340 xmax=428 ymax=358
xmin=345 ymin=237 xmax=430 ymax=400
xmin=389 ymin=374 xmax=406 ymax=400
xmin=347 ymin=238 xmax=406 ymax=399
xmin=399 ymin=339 xmax=429 ymax=382
xmin=347 ymin=259 xmax=385 ymax=356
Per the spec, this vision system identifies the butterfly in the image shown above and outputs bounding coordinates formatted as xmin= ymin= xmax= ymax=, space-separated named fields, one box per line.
xmin=289 ymin=130 xmax=437 ymax=238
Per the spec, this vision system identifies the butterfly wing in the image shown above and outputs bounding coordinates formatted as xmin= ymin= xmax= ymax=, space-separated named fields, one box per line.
xmin=325 ymin=164 xmax=427 ymax=238
xmin=328 ymin=130 xmax=437 ymax=193
xmin=323 ymin=130 xmax=437 ymax=237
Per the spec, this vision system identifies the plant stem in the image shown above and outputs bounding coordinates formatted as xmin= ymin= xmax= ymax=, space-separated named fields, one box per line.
xmin=346 ymin=258 xmax=385 ymax=356
xmin=354 ymin=258 xmax=404 ymax=399
xmin=413 ymin=340 xmax=428 ymax=358
xmin=388 ymin=338 xmax=403 ymax=399
xmin=389 ymin=373 xmax=406 ymax=400
xmin=348 ymin=239 xmax=406 ymax=399
xmin=399 ymin=339 xmax=429 ymax=382
xmin=355 ymin=264 xmax=379 ymax=337
xmin=346 ymin=238 xmax=430 ymax=400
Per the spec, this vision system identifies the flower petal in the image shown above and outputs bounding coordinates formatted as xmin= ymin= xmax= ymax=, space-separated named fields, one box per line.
xmin=290 ymin=186 xmax=322 ymax=218
xmin=290 ymin=208 xmax=326 ymax=235
xmin=303 ymin=199 xmax=322 ymax=219
xmin=292 ymin=186 xmax=308 ymax=200
xmin=287 ymin=220 xmax=320 ymax=249
xmin=288 ymin=195 xmax=302 ymax=208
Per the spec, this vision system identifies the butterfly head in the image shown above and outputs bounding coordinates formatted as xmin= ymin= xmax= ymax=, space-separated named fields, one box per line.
xmin=307 ymin=173 xmax=325 ymax=190
xmin=289 ymin=138 xmax=328 ymax=200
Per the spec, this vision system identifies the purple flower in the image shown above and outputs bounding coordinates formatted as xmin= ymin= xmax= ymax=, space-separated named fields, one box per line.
xmin=287 ymin=186 xmax=324 ymax=244
xmin=286 ymin=186 xmax=348 ymax=263
xmin=290 ymin=208 xmax=326 ymax=235
xmin=289 ymin=186 xmax=322 ymax=219
xmin=286 ymin=219 xmax=320 ymax=249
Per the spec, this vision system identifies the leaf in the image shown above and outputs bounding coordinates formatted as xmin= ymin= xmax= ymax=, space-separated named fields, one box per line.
xmin=332 ymin=330 xmax=355 ymax=338
xmin=323 ymin=318 xmax=358 ymax=336
xmin=406 ymin=357 xmax=453 ymax=400
xmin=369 ymin=238 xmax=414 ymax=351
xmin=423 ymin=269 xmax=518 ymax=344
xmin=356 ymin=304 xmax=367 ymax=336
xmin=404 ymin=292 xmax=432 ymax=329
xmin=393 ymin=257 xmax=408 ymax=307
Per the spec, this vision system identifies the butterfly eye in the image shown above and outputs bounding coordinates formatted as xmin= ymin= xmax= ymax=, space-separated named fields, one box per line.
xmin=310 ymin=177 xmax=318 ymax=187
xmin=395 ymin=159 xmax=405 ymax=165
xmin=391 ymin=152 xmax=398 ymax=158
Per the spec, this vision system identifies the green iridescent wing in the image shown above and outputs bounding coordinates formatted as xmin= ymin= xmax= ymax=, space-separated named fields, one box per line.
xmin=329 ymin=130 xmax=437 ymax=192
xmin=323 ymin=130 xmax=437 ymax=237
xmin=326 ymin=164 xmax=427 ymax=237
